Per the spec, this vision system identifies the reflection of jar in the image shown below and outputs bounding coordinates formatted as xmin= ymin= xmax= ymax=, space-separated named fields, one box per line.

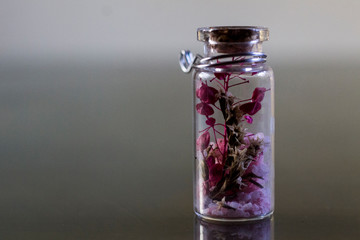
xmin=180 ymin=26 xmax=274 ymax=221
xmin=194 ymin=216 xmax=273 ymax=240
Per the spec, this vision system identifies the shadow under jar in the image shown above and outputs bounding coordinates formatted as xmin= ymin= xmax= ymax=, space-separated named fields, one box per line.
xmin=181 ymin=26 xmax=275 ymax=222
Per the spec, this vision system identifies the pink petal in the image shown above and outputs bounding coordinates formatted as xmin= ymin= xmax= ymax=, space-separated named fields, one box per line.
xmin=214 ymin=72 xmax=231 ymax=81
xmin=196 ymin=83 xmax=218 ymax=104
xmin=244 ymin=115 xmax=253 ymax=124
xmin=206 ymin=117 xmax=216 ymax=127
xmin=196 ymin=131 xmax=210 ymax=151
xmin=206 ymin=156 xmax=215 ymax=168
xmin=216 ymin=138 xmax=226 ymax=154
xmin=213 ymin=148 xmax=224 ymax=164
xmin=240 ymin=102 xmax=262 ymax=115
xmin=251 ymin=87 xmax=267 ymax=102
xmin=196 ymin=102 xmax=214 ymax=116
xmin=209 ymin=163 xmax=223 ymax=187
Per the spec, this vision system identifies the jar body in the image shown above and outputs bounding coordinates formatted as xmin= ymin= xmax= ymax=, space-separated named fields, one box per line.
xmin=193 ymin=62 xmax=274 ymax=221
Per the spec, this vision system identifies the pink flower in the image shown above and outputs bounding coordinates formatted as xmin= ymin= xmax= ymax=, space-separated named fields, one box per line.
xmin=244 ymin=115 xmax=253 ymax=124
xmin=196 ymin=102 xmax=214 ymax=116
xmin=216 ymin=138 xmax=226 ymax=154
xmin=240 ymin=102 xmax=262 ymax=115
xmin=212 ymin=148 xmax=224 ymax=165
xmin=214 ymin=72 xmax=231 ymax=81
xmin=196 ymin=83 xmax=219 ymax=104
xmin=196 ymin=131 xmax=210 ymax=151
xmin=251 ymin=87 xmax=267 ymax=103
xmin=206 ymin=117 xmax=216 ymax=127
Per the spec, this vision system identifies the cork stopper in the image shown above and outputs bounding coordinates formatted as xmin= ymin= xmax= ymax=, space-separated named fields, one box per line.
xmin=197 ymin=26 xmax=269 ymax=54
xmin=197 ymin=26 xmax=269 ymax=43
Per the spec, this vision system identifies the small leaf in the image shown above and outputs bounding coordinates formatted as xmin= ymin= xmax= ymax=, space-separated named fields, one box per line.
xmin=196 ymin=102 xmax=214 ymax=116
xmin=240 ymin=102 xmax=261 ymax=115
xmin=196 ymin=83 xmax=219 ymax=104
xmin=205 ymin=117 xmax=216 ymax=127
xmin=196 ymin=131 xmax=210 ymax=151
xmin=251 ymin=87 xmax=267 ymax=102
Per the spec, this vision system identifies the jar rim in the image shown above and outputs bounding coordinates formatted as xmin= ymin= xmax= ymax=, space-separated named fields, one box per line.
xmin=197 ymin=26 xmax=269 ymax=43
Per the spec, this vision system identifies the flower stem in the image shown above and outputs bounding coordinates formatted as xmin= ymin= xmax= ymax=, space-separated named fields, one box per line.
xmin=228 ymin=80 xmax=249 ymax=88
xmin=232 ymin=98 xmax=251 ymax=106
xmin=213 ymin=104 xmax=221 ymax=111
xmin=199 ymin=127 xmax=211 ymax=133
xmin=222 ymin=75 xmax=230 ymax=159
xmin=229 ymin=75 xmax=246 ymax=81
xmin=210 ymin=77 xmax=226 ymax=90
xmin=214 ymin=129 xmax=225 ymax=137
xmin=213 ymin=128 xmax=218 ymax=148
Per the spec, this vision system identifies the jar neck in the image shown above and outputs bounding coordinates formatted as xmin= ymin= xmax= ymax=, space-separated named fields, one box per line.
xmin=204 ymin=42 xmax=264 ymax=57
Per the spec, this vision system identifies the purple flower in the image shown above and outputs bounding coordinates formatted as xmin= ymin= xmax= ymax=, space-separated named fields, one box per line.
xmin=251 ymin=87 xmax=267 ymax=103
xmin=240 ymin=102 xmax=262 ymax=116
xmin=196 ymin=83 xmax=219 ymax=104
xmin=244 ymin=115 xmax=253 ymax=124
xmin=196 ymin=131 xmax=210 ymax=151
xmin=196 ymin=102 xmax=214 ymax=116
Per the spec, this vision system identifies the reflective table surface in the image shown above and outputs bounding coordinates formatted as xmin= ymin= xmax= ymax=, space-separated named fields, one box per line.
xmin=0 ymin=60 xmax=359 ymax=239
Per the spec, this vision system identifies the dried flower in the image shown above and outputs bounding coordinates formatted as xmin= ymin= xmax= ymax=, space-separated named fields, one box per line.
xmin=215 ymin=197 xmax=236 ymax=210
xmin=195 ymin=72 xmax=269 ymax=205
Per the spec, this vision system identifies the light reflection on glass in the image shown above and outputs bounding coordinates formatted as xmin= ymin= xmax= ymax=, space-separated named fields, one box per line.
xmin=194 ymin=216 xmax=273 ymax=240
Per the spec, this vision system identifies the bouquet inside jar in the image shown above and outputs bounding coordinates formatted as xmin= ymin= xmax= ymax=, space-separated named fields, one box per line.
xmin=195 ymin=71 xmax=271 ymax=219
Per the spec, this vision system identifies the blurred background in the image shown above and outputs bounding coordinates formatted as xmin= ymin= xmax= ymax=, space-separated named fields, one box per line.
xmin=1 ymin=0 xmax=360 ymax=239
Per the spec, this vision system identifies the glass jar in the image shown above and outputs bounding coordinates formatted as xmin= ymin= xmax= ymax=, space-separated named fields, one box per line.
xmin=180 ymin=26 xmax=274 ymax=221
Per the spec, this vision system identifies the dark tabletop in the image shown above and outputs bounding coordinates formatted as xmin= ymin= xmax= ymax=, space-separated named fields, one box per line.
xmin=0 ymin=59 xmax=359 ymax=239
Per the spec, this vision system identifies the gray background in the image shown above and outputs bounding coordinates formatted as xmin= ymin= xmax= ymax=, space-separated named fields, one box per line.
xmin=1 ymin=0 xmax=360 ymax=239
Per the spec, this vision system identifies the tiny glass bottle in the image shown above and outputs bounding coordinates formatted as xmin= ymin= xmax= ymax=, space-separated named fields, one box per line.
xmin=180 ymin=26 xmax=274 ymax=221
